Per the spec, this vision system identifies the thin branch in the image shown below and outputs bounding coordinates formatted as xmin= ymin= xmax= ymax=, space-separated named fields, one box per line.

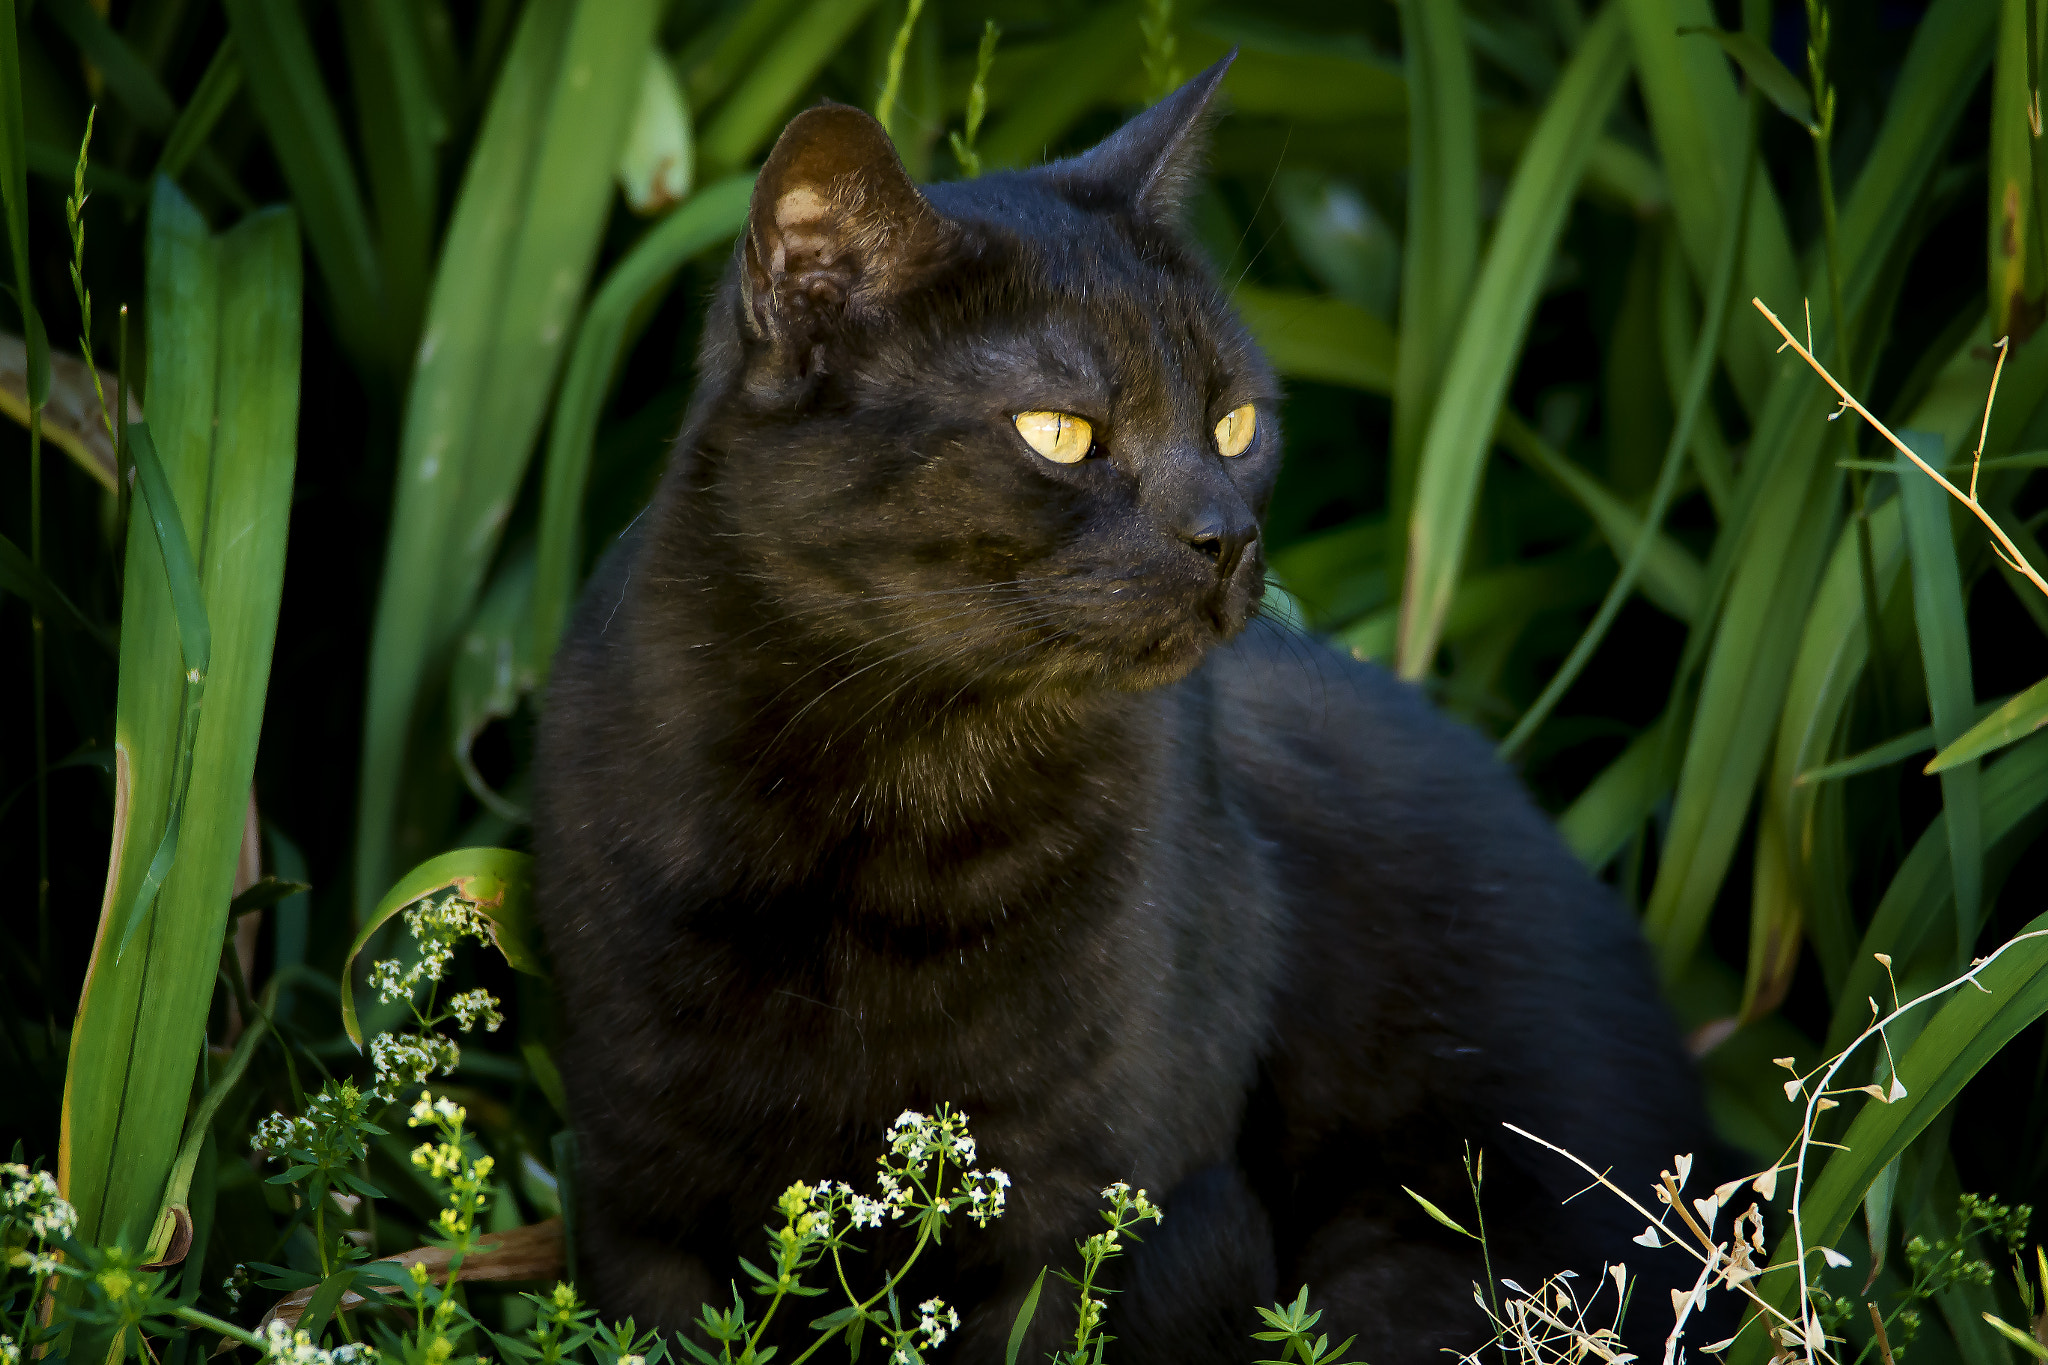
xmin=1755 ymin=298 xmax=2048 ymax=601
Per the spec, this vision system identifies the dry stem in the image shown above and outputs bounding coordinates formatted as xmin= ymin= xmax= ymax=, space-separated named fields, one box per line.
xmin=1753 ymin=298 xmax=2048 ymax=600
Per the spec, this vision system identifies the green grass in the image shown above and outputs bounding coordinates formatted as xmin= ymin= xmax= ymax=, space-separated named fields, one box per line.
xmin=5 ymin=3 xmax=2048 ymax=1364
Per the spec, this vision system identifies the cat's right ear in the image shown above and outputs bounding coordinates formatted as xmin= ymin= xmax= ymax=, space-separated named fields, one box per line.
xmin=741 ymin=103 xmax=949 ymax=361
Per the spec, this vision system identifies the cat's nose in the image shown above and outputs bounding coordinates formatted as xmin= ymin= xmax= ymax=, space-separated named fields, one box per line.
xmin=1178 ymin=512 xmax=1258 ymax=578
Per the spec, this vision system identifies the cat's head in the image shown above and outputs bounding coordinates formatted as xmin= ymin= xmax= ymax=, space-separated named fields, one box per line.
xmin=688 ymin=56 xmax=1279 ymax=696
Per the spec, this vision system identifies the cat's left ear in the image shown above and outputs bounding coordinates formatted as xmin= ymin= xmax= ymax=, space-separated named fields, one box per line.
xmin=741 ymin=102 xmax=949 ymax=355
xmin=1055 ymin=52 xmax=1235 ymax=222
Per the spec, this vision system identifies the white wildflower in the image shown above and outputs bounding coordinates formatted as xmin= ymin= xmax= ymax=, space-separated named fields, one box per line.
xmin=370 ymin=1031 xmax=460 ymax=1098
xmin=261 ymin=1318 xmax=379 ymax=1365
xmin=367 ymin=959 xmax=408 ymax=1006
xmin=917 ymin=1298 xmax=960 ymax=1348
xmin=1 ymin=1332 xmax=18 ymax=1365
xmin=849 ymin=1194 xmax=887 ymax=1229
xmin=447 ymin=988 xmax=504 ymax=1033
xmin=962 ymin=1169 xmax=1010 ymax=1226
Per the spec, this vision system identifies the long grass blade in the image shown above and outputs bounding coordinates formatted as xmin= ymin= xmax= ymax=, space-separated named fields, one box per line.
xmin=1396 ymin=5 xmax=1629 ymax=677
xmin=1640 ymin=0 xmax=1997 ymax=984
xmin=223 ymin=0 xmax=384 ymax=367
xmin=1388 ymin=0 xmax=1478 ymax=620
xmin=62 ymin=185 xmax=301 ymax=1263
xmin=533 ymin=173 xmax=753 ymax=667
xmin=698 ymin=0 xmax=885 ymax=174
xmin=1927 ymin=673 xmax=2048 ymax=772
xmin=1618 ymin=0 xmax=1798 ymax=414
xmin=357 ymin=0 xmax=663 ymax=914
xmin=1898 ymin=432 xmax=1985 ymax=964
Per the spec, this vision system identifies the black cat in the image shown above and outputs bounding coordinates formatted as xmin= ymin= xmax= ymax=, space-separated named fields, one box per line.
xmin=534 ymin=58 xmax=1720 ymax=1365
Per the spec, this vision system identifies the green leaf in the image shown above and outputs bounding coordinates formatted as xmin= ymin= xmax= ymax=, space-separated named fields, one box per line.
xmin=699 ymin=0 xmax=885 ymax=173
xmin=1388 ymin=0 xmax=1479 ymax=622
xmin=1828 ymin=728 xmax=2048 ymax=1053
xmin=1234 ymin=285 xmax=1397 ymax=397
xmin=1397 ymin=5 xmax=1630 ymax=675
xmin=1927 ymin=673 xmax=2048 ymax=773
xmin=1797 ymin=727 xmax=1935 ymax=787
xmin=224 ymin=0 xmax=384 ymax=368
xmin=1619 ymin=0 xmax=1798 ymax=414
xmin=1898 ymin=431 xmax=1985 ymax=961
xmin=452 ymin=546 xmax=537 ymax=821
xmin=1641 ymin=0 xmax=1997 ymax=985
xmin=1005 ymin=1267 xmax=1046 ymax=1365
xmin=340 ymin=847 xmax=542 ymax=1051
xmin=338 ymin=0 xmax=446 ymax=357
xmin=1400 ymin=1185 xmax=1476 ymax=1239
xmin=0 ymin=529 xmax=111 ymax=646
xmin=296 ymin=1270 xmax=360 ymax=1343
xmin=64 ymin=187 xmax=302 ymax=1264
xmin=227 ymin=877 xmax=312 ymax=919
xmin=1983 ymin=1313 xmax=2048 ymax=1360
xmin=618 ymin=48 xmax=694 ymax=215
xmin=1557 ymin=717 xmax=1678 ymax=871
xmin=1676 ymin=27 xmax=1816 ymax=129
xmin=533 ymin=173 xmax=755 ymax=668
xmin=357 ymin=0 xmax=666 ymax=914
xmin=154 ymin=38 xmax=242 ymax=185
xmin=0 ymin=0 xmax=42 ymax=415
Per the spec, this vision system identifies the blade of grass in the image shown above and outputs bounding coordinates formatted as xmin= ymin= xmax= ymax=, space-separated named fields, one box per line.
xmin=42 ymin=0 xmax=249 ymax=209
xmin=1493 ymin=411 xmax=1704 ymax=624
xmin=1397 ymin=4 xmax=1629 ymax=677
xmin=533 ymin=172 xmax=753 ymax=665
xmin=1640 ymin=0 xmax=1997 ymax=984
xmin=1928 ymin=673 xmax=2048 ymax=772
xmin=1898 ymin=431 xmax=1985 ymax=964
xmin=153 ymin=37 xmax=240 ymax=185
xmin=1746 ymin=498 xmax=1907 ymax=1013
xmin=0 ymin=530 xmax=109 ymax=646
xmin=973 ymin=0 xmax=1140 ymax=173
xmin=1619 ymin=0 xmax=1798 ymax=414
xmin=1231 ymin=284 xmax=1398 ymax=398
xmin=338 ymin=0 xmax=445 ymax=359
xmin=697 ymin=0 xmax=885 ymax=174
xmin=1388 ymin=0 xmax=1479 ymax=625
xmin=223 ymin=0 xmax=384 ymax=369
xmin=1557 ymin=717 xmax=1679 ymax=871
xmin=1492 ymin=99 xmax=1753 ymax=756
xmin=1828 ymin=728 xmax=2048 ymax=1053
xmin=1990 ymin=0 xmax=2046 ymax=341
xmin=357 ymin=0 xmax=663 ymax=914
xmin=62 ymin=186 xmax=301 ymax=1263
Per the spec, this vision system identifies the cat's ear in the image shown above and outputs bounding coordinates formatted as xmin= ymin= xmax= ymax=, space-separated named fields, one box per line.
xmin=1055 ymin=52 xmax=1234 ymax=222
xmin=741 ymin=102 xmax=949 ymax=354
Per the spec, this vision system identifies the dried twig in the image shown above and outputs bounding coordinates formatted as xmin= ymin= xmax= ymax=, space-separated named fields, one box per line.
xmin=1753 ymin=298 xmax=2048 ymax=600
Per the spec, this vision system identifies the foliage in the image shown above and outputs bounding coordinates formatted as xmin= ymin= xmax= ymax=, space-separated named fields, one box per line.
xmin=6 ymin=1 xmax=2048 ymax=1363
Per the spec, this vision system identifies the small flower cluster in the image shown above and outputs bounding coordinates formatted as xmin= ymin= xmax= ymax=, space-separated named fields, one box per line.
xmin=893 ymin=1298 xmax=959 ymax=1363
xmin=370 ymin=1030 xmax=461 ymax=1100
xmin=259 ymin=1318 xmax=378 ymax=1365
xmin=875 ymin=1108 xmax=1011 ymax=1229
xmin=1 ymin=1163 xmax=77 ymax=1246
xmin=446 ymin=988 xmax=504 ymax=1034
xmin=408 ymin=1093 xmax=493 ymax=1250
xmin=370 ymin=894 xmax=492 ymax=1004
xmin=249 ymin=1080 xmax=379 ymax=1172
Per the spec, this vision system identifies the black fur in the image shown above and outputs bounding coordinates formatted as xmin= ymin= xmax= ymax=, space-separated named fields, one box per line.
xmin=535 ymin=61 xmax=1719 ymax=1365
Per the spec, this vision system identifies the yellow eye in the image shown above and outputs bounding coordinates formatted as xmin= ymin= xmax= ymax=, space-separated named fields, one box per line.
xmin=1013 ymin=411 xmax=1093 ymax=464
xmin=1215 ymin=404 xmax=1257 ymax=457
